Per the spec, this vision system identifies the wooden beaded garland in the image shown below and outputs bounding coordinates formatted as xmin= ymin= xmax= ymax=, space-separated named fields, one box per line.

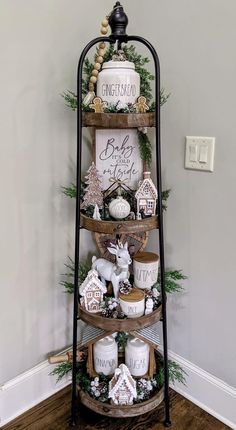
xmin=83 ymin=15 xmax=110 ymax=106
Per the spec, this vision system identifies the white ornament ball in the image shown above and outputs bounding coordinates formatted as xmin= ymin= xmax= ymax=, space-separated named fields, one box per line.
xmin=109 ymin=196 xmax=131 ymax=220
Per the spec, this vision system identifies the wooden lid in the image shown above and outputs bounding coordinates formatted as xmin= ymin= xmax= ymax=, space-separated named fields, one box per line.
xmin=133 ymin=252 xmax=159 ymax=264
xmin=119 ymin=288 xmax=145 ymax=302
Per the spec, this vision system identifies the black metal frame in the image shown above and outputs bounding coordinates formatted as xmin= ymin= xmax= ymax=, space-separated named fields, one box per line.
xmin=71 ymin=19 xmax=171 ymax=429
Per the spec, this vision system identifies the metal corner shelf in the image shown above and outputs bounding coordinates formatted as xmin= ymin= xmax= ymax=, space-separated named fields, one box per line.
xmin=71 ymin=2 xmax=171 ymax=427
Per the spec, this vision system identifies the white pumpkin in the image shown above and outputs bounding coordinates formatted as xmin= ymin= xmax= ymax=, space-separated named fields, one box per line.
xmin=109 ymin=196 xmax=131 ymax=220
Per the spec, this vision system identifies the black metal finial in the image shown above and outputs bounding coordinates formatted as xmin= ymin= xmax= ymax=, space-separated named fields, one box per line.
xmin=109 ymin=2 xmax=128 ymax=39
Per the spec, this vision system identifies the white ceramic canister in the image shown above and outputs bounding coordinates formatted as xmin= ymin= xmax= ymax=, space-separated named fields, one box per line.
xmin=93 ymin=336 xmax=118 ymax=376
xmin=119 ymin=288 xmax=145 ymax=318
xmin=133 ymin=252 xmax=159 ymax=290
xmin=97 ymin=60 xmax=140 ymax=105
xmin=125 ymin=337 xmax=150 ymax=377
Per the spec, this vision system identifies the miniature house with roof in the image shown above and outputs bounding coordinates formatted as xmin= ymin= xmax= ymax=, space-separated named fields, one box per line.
xmin=80 ymin=269 xmax=107 ymax=313
xmin=135 ymin=172 xmax=158 ymax=216
xmin=109 ymin=363 xmax=137 ymax=405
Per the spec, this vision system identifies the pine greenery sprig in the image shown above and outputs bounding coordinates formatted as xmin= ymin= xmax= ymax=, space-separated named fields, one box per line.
xmin=50 ymin=362 xmax=72 ymax=382
xmin=60 ymin=257 xmax=90 ymax=294
xmin=61 ymin=183 xmax=77 ymax=198
xmin=76 ymin=364 xmax=91 ymax=391
xmin=137 ymin=130 xmax=152 ymax=167
xmin=61 ymin=90 xmax=77 ymax=110
xmin=160 ymin=88 xmax=171 ymax=106
xmin=155 ymin=360 xmax=187 ymax=388
xmin=103 ymin=43 xmax=115 ymax=63
xmin=122 ymin=45 xmax=154 ymax=102
xmin=62 ymin=181 xmax=86 ymax=199
xmin=155 ymin=270 xmax=187 ymax=294
xmin=82 ymin=58 xmax=94 ymax=95
xmin=162 ymin=189 xmax=171 ymax=211
xmin=168 ymin=360 xmax=187 ymax=385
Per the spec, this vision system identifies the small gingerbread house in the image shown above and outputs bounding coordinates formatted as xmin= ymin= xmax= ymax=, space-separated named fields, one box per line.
xmin=109 ymin=364 xmax=137 ymax=405
xmin=135 ymin=172 xmax=157 ymax=216
xmin=80 ymin=270 xmax=107 ymax=313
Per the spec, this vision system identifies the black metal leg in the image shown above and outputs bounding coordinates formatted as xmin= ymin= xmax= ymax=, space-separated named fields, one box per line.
xmin=70 ymin=36 xmax=111 ymax=426
xmin=127 ymin=35 xmax=171 ymax=427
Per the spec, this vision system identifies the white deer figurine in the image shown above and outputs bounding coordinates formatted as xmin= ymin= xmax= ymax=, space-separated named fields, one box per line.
xmin=92 ymin=242 xmax=132 ymax=299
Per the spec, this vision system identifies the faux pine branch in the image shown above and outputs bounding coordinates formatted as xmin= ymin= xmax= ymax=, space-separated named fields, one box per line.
xmin=155 ymin=270 xmax=187 ymax=294
xmin=60 ymin=258 xmax=90 ymax=294
xmin=51 ymin=358 xmax=186 ymax=387
xmin=50 ymin=362 xmax=72 ymax=382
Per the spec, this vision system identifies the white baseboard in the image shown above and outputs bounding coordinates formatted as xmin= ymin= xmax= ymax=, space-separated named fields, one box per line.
xmin=167 ymin=349 xmax=236 ymax=430
xmin=1 ymin=349 xmax=235 ymax=429
xmin=0 ymin=356 xmax=71 ymax=427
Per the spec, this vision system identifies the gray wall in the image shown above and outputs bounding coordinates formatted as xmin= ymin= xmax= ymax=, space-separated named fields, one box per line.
xmin=0 ymin=0 xmax=235 ymax=389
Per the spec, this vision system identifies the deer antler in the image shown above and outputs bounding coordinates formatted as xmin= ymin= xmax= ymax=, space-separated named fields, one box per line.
xmin=118 ymin=240 xmax=124 ymax=249
xmin=110 ymin=242 xmax=119 ymax=250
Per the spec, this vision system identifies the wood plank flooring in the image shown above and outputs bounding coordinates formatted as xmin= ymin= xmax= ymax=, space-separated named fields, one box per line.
xmin=2 ymin=386 xmax=231 ymax=430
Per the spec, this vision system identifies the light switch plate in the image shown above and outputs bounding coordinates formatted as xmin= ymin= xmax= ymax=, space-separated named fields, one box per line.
xmin=185 ymin=136 xmax=215 ymax=172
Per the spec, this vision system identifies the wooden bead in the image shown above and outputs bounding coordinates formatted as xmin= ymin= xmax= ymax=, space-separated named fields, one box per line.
xmin=99 ymin=42 xmax=106 ymax=49
xmin=92 ymin=69 xmax=99 ymax=77
xmin=101 ymin=26 xmax=108 ymax=35
xmin=101 ymin=18 xmax=109 ymax=27
xmin=90 ymin=76 xmax=97 ymax=84
xmin=94 ymin=63 xmax=101 ymax=71
xmin=96 ymin=56 xmax=104 ymax=64
xmin=97 ymin=49 xmax=105 ymax=57
xmin=89 ymin=83 xmax=95 ymax=91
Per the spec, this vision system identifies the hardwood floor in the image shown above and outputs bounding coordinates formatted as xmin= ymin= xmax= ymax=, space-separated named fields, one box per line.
xmin=2 ymin=386 xmax=230 ymax=430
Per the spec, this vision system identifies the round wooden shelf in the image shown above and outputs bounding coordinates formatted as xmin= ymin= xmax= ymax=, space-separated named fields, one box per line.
xmin=80 ymin=213 xmax=158 ymax=234
xmin=79 ymin=303 xmax=162 ymax=331
xmin=77 ymin=385 xmax=164 ymax=418
xmin=82 ymin=112 xmax=155 ymax=128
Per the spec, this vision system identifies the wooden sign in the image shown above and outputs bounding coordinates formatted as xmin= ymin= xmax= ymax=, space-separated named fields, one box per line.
xmin=95 ymin=129 xmax=143 ymax=190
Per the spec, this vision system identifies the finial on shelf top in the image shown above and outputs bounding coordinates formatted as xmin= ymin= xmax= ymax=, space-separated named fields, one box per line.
xmin=109 ymin=2 xmax=128 ymax=39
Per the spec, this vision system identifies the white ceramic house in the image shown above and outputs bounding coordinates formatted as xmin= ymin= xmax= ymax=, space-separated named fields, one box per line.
xmin=109 ymin=363 xmax=137 ymax=405
xmin=79 ymin=270 xmax=107 ymax=313
xmin=135 ymin=172 xmax=158 ymax=216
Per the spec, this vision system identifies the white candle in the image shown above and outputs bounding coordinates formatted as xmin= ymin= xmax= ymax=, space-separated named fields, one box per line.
xmin=93 ymin=336 xmax=118 ymax=376
xmin=125 ymin=337 xmax=150 ymax=377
